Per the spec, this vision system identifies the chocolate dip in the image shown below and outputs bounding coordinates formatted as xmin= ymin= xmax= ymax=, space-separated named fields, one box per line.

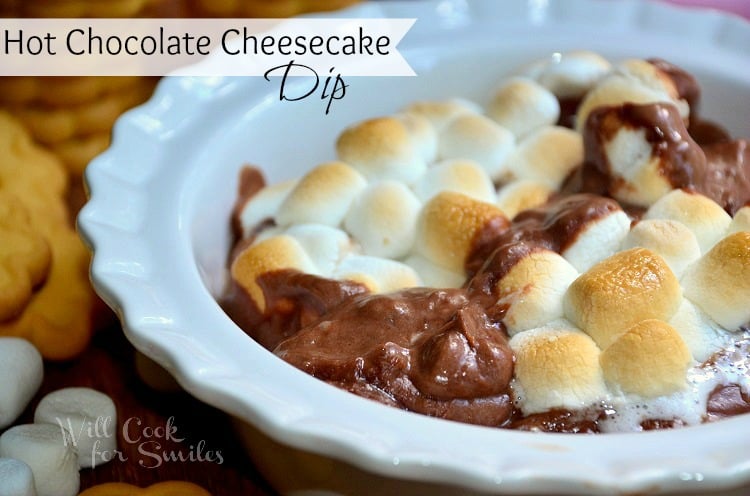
xmin=274 ymin=288 xmax=514 ymax=427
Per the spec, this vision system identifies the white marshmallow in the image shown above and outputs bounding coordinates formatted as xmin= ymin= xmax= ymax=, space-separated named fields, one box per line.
xmin=238 ymin=179 xmax=297 ymax=238
xmin=510 ymin=321 xmax=608 ymax=414
xmin=343 ymin=181 xmax=421 ymax=259
xmin=438 ymin=114 xmax=516 ymax=181
xmin=603 ymin=126 xmax=673 ymax=207
xmin=503 ymin=126 xmax=583 ymax=189
xmin=644 ymin=189 xmax=732 ymax=253
xmin=562 ymin=210 xmax=631 ymax=273
xmin=393 ymin=112 xmax=438 ymax=164
xmin=488 ymin=77 xmax=560 ymax=138
xmin=285 ymin=224 xmax=353 ymax=277
xmin=333 ymin=255 xmax=422 ymax=293
xmin=403 ymin=254 xmax=465 ymax=289
xmin=0 ymin=338 xmax=43 ymax=430
xmin=621 ymin=219 xmax=701 ymax=277
xmin=669 ymin=299 xmax=733 ymax=363
xmin=0 ymin=458 xmax=36 ymax=496
xmin=33 ymin=388 xmax=117 ymax=469
xmin=537 ymin=51 xmax=612 ymax=98
xmin=275 ymin=162 xmax=367 ymax=227
xmin=728 ymin=206 xmax=750 ymax=235
xmin=0 ymin=424 xmax=79 ymax=496
xmin=413 ymin=159 xmax=496 ymax=204
xmin=336 ymin=117 xmax=427 ymax=184
xmin=402 ymin=98 xmax=481 ymax=132
xmin=495 ymin=180 xmax=553 ymax=219
xmin=496 ymin=251 xmax=580 ymax=336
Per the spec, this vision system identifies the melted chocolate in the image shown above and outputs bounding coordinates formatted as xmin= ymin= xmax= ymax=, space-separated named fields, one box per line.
xmin=274 ymin=288 xmax=514 ymax=427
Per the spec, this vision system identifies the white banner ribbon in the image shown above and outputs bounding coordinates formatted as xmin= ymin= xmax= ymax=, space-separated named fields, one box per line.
xmin=0 ymin=18 xmax=416 ymax=77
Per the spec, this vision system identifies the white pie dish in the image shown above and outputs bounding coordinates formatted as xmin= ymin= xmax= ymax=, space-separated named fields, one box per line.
xmin=78 ymin=0 xmax=750 ymax=494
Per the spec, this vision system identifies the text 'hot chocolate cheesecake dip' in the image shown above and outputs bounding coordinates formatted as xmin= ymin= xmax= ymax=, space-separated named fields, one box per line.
xmin=223 ymin=52 xmax=750 ymax=433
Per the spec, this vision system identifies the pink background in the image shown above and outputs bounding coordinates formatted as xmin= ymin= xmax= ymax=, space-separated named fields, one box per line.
xmin=659 ymin=0 xmax=750 ymax=19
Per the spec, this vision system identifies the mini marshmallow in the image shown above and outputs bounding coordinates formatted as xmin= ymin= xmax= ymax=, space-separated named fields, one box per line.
xmin=600 ymin=319 xmax=691 ymax=398
xmin=681 ymin=231 xmax=750 ymax=331
xmin=402 ymin=98 xmax=481 ymax=131
xmin=413 ymin=159 xmax=496 ymax=204
xmin=393 ymin=112 xmax=438 ymax=164
xmin=495 ymin=180 xmax=553 ymax=219
xmin=335 ymin=117 xmax=427 ymax=184
xmin=415 ymin=191 xmax=509 ymax=272
xmin=275 ymin=162 xmax=366 ymax=227
xmin=0 ymin=338 xmax=43 ymax=429
xmin=503 ymin=126 xmax=583 ymax=189
xmin=231 ymin=235 xmax=317 ymax=311
xmin=601 ymin=126 xmax=674 ymax=207
xmin=343 ymin=181 xmax=420 ymax=259
xmin=238 ymin=179 xmax=297 ymax=238
xmin=562 ymin=209 xmax=631 ymax=273
xmin=644 ymin=189 xmax=732 ymax=253
xmin=285 ymin=224 xmax=353 ymax=277
xmin=576 ymin=63 xmax=687 ymax=132
xmin=510 ymin=321 xmax=607 ymax=414
xmin=728 ymin=206 xmax=750 ymax=234
xmin=437 ymin=114 xmax=515 ymax=181
xmin=0 ymin=458 xmax=36 ymax=496
xmin=333 ymin=255 xmax=421 ymax=293
xmin=564 ymin=248 xmax=682 ymax=349
xmin=488 ymin=78 xmax=560 ymax=138
xmin=403 ymin=254 xmax=465 ymax=289
xmin=536 ymin=51 xmax=612 ymax=98
xmin=0 ymin=424 xmax=79 ymax=496
xmin=621 ymin=219 xmax=701 ymax=277
xmin=496 ymin=250 xmax=579 ymax=336
xmin=669 ymin=299 xmax=733 ymax=363
xmin=34 ymin=388 xmax=117 ymax=469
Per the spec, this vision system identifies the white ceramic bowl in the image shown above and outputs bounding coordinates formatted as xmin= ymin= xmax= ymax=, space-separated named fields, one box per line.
xmin=78 ymin=1 xmax=750 ymax=494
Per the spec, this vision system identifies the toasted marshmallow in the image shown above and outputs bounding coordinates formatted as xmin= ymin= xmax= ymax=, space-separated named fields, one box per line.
xmin=343 ymin=181 xmax=421 ymax=259
xmin=510 ymin=321 xmax=607 ymax=414
xmin=600 ymin=319 xmax=691 ymax=398
xmin=438 ymin=114 xmax=515 ymax=181
xmin=403 ymin=254 xmax=465 ymax=288
xmin=537 ymin=51 xmax=612 ymax=98
xmin=564 ymin=248 xmax=682 ymax=348
xmin=621 ymin=219 xmax=701 ymax=277
xmin=393 ymin=112 xmax=438 ymax=164
xmin=413 ymin=159 xmax=496 ymax=204
xmin=333 ymin=255 xmax=421 ymax=293
xmin=415 ymin=191 xmax=509 ymax=272
xmin=562 ymin=209 xmax=631 ymax=273
xmin=681 ymin=231 xmax=750 ymax=331
xmin=669 ymin=299 xmax=733 ymax=362
xmin=600 ymin=126 xmax=674 ymax=207
xmin=231 ymin=235 xmax=317 ymax=311
xmin=576 ymin=62 xmax=687 ymax=132
xmin=285 ymin=224 xmax=353 ymax=277
xmin=644 ymin=189 xmax=732 ymax=253
xmin=402 ymin=98 xmax=481 ymax=131
xmin=496 ymin=250 xmax=579 ymax=335
xmin=238 ymin=179 xmax=297 ymax=238
xmin=728 ymin=206 xmax=750 ymax=234
xmin=495 ymin=180 xmax=553 ymax=219
xmin=275 ymin=162 xmax=366 ymax=227
xmin=488 ymin=77 xmax=560 ymax=138
xmin=503 ymin=126 xmax=583 ymax=189
xmin=336 ymin=116 xmax=427 ymax=183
